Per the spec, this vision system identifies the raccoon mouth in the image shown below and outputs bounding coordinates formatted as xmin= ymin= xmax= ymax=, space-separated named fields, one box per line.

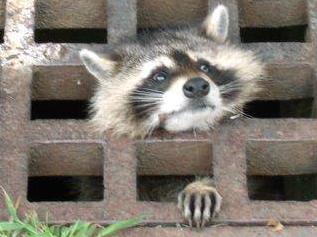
xmin=158 ymin=103 xmax=215 ymax=124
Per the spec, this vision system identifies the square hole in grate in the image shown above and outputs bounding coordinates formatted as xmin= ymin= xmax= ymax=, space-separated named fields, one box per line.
xmin=0 ymin=0 xmax=5 ymax=43
xmin=31 ymin=66 xmax=96 ymax=120
xmin=28 ymin=143 xmax=104 ymax=202
xmin=0 ymin=29 xmax=3 ymax=43
xmin=28 ymin=176 xmax=103 ymax=202
xmin=35 ymin=29 xmax=107 ymax=44
xmin=247 ymin=140 xmax=317 ymax=201
xmin=31 ymin=100 xmax=89 ymax=120
xmin=243 ymin=98 xmax=314 ymax=118
xmin=136 ymin=141 xmax=213 ymax=202
xmin=35 ymin=0 xmax=107 ymax=43
xmin=239 ymin=0 xmax=309 ymax=42
xmin=248 ymin=175 xmax=317 ymax=201
xmin=137 ymin=0 xmax=208 ymax=35
xmin=137 ymin=176 xmax=195 ymax=202
xmin=240 ymin=25 xmax=308 ymax=43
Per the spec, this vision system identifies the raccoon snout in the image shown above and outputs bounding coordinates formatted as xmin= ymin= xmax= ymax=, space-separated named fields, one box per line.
xmin=183 ymin=77 xmax=210 ymax=99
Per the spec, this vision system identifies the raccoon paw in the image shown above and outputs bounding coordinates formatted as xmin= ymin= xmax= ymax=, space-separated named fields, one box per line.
xmin=177 ymin=178 xmax=222 ymax=228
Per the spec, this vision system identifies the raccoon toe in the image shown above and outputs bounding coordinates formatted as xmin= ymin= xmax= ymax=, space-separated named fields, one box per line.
xmin=177 ymin=179 xmax=222 ymax=228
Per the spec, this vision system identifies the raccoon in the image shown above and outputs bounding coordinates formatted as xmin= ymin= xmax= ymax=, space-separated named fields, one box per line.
xmin=80 ymin=5 xmax=264 ymax=228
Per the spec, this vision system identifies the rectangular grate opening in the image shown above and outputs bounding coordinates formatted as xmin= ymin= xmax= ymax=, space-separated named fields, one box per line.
xmin=28 ymin=143 xmax=104 ymax=202
xmin=238 ymin=0 xmax=308 ymax=42
xmin=31 ymin=100 xmax=89 ymax=120
xmin=35 ymin=29 xmax=107 ymax=43
xmin=243 ymin=98 xmax=314 ymax=118
xmin=0 ymin=0 xmax=5 ymax=43
xmin=28 ymin=176 xmax=103 ymax=202
xmin=248 ymin=175 xmax=317 ymax=201
xmin=247 ymin=140 xmax=317 ymax=201
xmin=136 ymin=141 xmax=212 ymax=202
xmin=258 ymin=65 xmax=314 ymax=101
xmin=0 ymin=30 xmax=3 ymax=43
xmin=31 ymin=66 xmax=96 ymax=120
xmin=35 ymin=0 xmax=107 ymax=43
xmin=240 ymin=25 xmax=308 ymax=43
xmin=137 ymin=0 xmax=208 ymax=34
xmin=137 ymin=175 xmax=195 ymax=202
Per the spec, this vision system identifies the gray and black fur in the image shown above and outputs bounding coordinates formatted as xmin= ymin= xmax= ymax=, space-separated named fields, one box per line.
xmin=80 ymin=5 xmax=265 ymax=228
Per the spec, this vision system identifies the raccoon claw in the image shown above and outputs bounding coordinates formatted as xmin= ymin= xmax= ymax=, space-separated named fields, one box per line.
xmin=177 ymin=179 xmax=222 ymax=228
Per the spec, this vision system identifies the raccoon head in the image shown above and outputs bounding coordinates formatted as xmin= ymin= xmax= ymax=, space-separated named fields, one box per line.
xmin=80 ymin=5 xmax=264 ymax=138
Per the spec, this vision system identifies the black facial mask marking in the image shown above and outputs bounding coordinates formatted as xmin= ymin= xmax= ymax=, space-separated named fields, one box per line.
xmin=171 ymin=50 xmax=192 ymax=67
xmin=129 ymin=66 xmax=172 ymax=120
xmin=130 ymin=54 xmax=243 ymax=120
xmin=197 ymin=59 xmax=242 ymax=101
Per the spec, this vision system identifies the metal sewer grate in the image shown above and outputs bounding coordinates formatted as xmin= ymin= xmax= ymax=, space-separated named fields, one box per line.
xmin=1 ymin=0 xmax=317 ymax=236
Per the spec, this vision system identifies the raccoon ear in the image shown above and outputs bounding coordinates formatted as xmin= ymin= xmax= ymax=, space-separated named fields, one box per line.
xmin=80 ymin=49 xmax=120 ymax=81
xmin=201 ymin=5 xmax=229 ymax=43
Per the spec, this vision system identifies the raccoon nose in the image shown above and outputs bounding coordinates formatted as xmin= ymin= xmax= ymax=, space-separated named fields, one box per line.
xmin=183 ymin=77 xmax=210 ymax=98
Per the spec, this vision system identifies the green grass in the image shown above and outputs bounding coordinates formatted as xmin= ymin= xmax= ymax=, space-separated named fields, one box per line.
xmin=0 ymin=189 xmax=142 ymax=237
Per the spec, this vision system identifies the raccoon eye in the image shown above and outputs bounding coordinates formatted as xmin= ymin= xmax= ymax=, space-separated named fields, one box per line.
xmin=199 ymin=63 xmax=211 ymax=73
xmin=153 ymin=71 xmax=168 ymax=81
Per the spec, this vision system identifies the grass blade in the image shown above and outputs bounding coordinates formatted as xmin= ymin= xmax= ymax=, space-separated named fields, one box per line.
xmin=0 ymin=222 xmax=23 ymax=232
xmin=0 ymin=189 xmax=143 ymax=237
xmin=0 ymin=188 xmax=18 ymax=221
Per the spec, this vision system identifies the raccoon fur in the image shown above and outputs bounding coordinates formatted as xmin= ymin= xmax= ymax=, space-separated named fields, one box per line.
xmin=80 ymin=5 xmax=265 ymax=228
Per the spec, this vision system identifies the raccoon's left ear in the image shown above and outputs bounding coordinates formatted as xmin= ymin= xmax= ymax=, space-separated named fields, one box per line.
xmin=80 ymin=48 xmax=121 ymax=81
xmin=201 ymin=5 xmax=229 ymax=43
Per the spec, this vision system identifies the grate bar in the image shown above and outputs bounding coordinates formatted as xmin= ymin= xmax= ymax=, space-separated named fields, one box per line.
xmin=107 ymin=0 xmax=137 ymax=43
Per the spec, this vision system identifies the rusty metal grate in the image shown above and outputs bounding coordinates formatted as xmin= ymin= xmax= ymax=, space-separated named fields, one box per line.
xmin=1 ymin=0 xmax=317 ymax=236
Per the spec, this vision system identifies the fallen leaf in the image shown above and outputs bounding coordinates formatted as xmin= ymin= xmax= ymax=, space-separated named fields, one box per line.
xmin=267 ymin=218 xmax=284 ymax=232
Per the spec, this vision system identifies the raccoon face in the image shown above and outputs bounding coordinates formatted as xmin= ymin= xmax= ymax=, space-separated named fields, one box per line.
xmin=80 ymin=5 xmax=264 ymax=138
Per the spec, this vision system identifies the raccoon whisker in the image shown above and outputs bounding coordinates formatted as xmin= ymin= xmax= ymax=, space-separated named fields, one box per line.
xmin=133 ymin=103 xmax=161 ymax=108
xmin=192 ymin=127 xmax=197 ymax=138
xmin=219 ymin=84 xmax=242 ymax=91
xmin=130 ymin=96 xmax=163 ymax=99
xmin=134 ymin=89 xmax=163 ymax=94
xmin=130 ymin=98 xmax=163 ymax=102
xmin=132 ymin=100 xmax=161 ymax=104
xmin=234 ymin=108 xmax=253 ymax=119
xmin=223 ymin=107 xmax=238 ymax=115
xmin=137 ymin=88 xmax=164 ymax=94
xmin=130 ymin=94 xmax=163 ymax=99
xmin=133 ymin=90 xmax=163 ymax=95
xmin=131 ymin=93 xmax=163 ymax=98
xmin=147 ymin=125 xmax=157 ymax=138
xmin=220 ymin=85 xmax=241 ymax=90
xmin=219 ymin=87 xmax=242 ymax=96
xmin=130 ymin=96 xmax=163 ymax=100
xmin=219 ymin=81 xmax=242 ymax=88
xmin=223 ymin=107 xmax=253 ymax=119
xmin=229 ymin=105 xmax=253 ymax=118
xmin=136 ymin=108 xmax=158 ymax=117
xmin=220 ymin=89 xmax=241 ymax=95
xmin=206 ymin=122 xmax=215 ymax=130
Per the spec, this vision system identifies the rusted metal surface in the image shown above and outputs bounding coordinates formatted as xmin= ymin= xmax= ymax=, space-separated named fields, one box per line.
xmin=259 ymin=64 xmax=314 ymax=100
xmin=0 ymin=0 xmax=317 ymax=236
xmin=34 ymin=0 xmax=308 ymax=29
xmin=29 ymin=142 xmax=104 ymax=176
xmin=121 ymin=226 xmax=317 ymax=237
xmin=239 ymin=0 xmax=308 ymax=27
xmin=137 ymin=141 xmax=213 ymax=176
xmin=32 ymin=66 xmax=96 ymax=100
xmin=247 ymin=140 xmax=317 ymax=175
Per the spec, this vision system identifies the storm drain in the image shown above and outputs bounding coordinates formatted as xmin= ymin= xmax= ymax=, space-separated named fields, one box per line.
xmin=1 ymin=0 xmax=317 ymax=236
